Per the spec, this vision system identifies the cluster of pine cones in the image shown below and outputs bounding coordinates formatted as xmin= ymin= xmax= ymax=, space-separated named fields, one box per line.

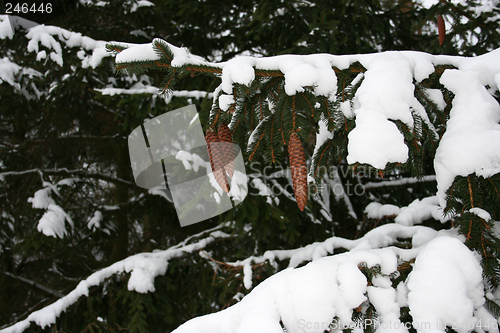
xmin=205 ymin=125 xmax=307 ymax=211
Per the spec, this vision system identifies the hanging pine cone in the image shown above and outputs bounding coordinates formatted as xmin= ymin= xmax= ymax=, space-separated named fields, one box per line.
xmin=288 ymin=131 xmax=308 ymax=211
xmin=205 ymin=130 xmax=229 ymax=193
xmin=218 ymin=123 xmax=235 ymax=177
xmin=437 ymin=15 xmax=445 ymax=46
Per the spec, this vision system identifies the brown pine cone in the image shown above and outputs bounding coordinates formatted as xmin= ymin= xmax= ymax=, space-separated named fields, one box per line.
xmin=206 ymin=130 xmax=229 ymax=193
xmin=288 ymin=132 xmax=308 ymax=211
xmin=218 ymin=123 xmax=235 ymax=178
xmin=437 ymin=15 xmax=445 ymax=46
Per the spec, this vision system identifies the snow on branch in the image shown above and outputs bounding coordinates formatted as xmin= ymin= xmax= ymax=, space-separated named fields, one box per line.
xmin=363 ymin=175 xmax=437 ymax=189
xmin=197 ymin=222 xmax=440 ymax=290
xmin=96 ymin=85 xmax=212 ymax=99
xmin=0 ymin=224 xmax=232 ymax=333
xmin=172 ymin=233 xmax=495 ymax=333
xmin=193 ymin=193 xmax=459 ymax=294
xmin=24 ymin=23 xmax=123 ymax=68
xmin=111 ymin=39 xmax=500 ymax=209
xmin=0 ymin=15 xmax=129 ymax=69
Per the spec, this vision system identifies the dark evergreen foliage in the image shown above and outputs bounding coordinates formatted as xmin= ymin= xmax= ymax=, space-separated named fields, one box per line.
xmin=1 ymin=0 xmax=500 ymax=332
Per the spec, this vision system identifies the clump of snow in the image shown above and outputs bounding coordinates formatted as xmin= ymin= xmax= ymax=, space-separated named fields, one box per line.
xmin=115 ymin=42 xmax=160 ymax=64
xmin=435 ymin=69 xmax=500 ymax=207
xmin=130 ymin=0 xmax=154 ymax=12
xmin=407 ymin=236 xmax=488 ymax=333
xmin=347 ymin=109 xmax=409 ymax=169
xmin=218 ymin=94 xmax=235 ymax=111
xmin=27 ymin=183 xmax=75 ymax=238
xmin=228 ymin=170 xmax=249 ymax=204
xmin=424 ymin=88 xmax=446 ymax=111
xmin=347 ymin=52 xmax=429 ymax=169
xmin=174 ymin=151 xmax=209 ymax=172
xmin=28 ymin=187 xmax=55 ymax=209
xmin=220 ymin=57 xmax=255 ymax=94
xmin=57 ymin=178 xmax=79 ymax=187
xmin=367 ymin=286 xmax=407 ymax=333
xmin=469 ymin=207 xmax=492 ymax=222
xmin=37 ymin=204 xmax=73 ymax=238
xmin=0 ymin=57 xmax=21 ymax=89
xmin=364 ymin=202 xmax=401 ymax=219
xmin=0 ymin=15 xmax=13 ymax=39
xmin=395 ymin=196 xmax=450 ymax=226
xmin=243 ymin=263 xmax=253 ymax=289
xmin=250 ymin=178 xmax=278 ymax=205
xmin=87 ymin=210 xmax=103 ymax=230
xmin=311 ymin=116 xmax=334 ymax=163
xmin=355 ymin=53 xmax=417 ymax=127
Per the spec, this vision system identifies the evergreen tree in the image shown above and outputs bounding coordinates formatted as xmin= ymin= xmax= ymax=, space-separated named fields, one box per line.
xmin=1 ymin=0 xmax=500 ymax=332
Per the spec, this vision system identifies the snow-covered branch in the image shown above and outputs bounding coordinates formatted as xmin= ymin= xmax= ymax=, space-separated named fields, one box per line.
xmin=173 ymin=231 xmax=496 ymax=333
xmin=113 ymin=39 xmax=500 ymax=210
xmin=0 ymin=224 xmax=232 ymax=333
xmin=363 ymin=175 xmax=437 ymax=189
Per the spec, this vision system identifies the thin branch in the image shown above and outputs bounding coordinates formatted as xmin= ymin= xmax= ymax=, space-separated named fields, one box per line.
xmin=1 ymin=271 xmax=65 ymax=298
xmin=0 ymin=168 xmax=136 ymax=188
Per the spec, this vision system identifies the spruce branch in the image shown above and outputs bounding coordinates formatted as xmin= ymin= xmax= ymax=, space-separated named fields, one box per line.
xmin=152 ymin=38 xmax=174 ymax=63
xmin=105 ymin=43 xmax=128 ymax=54
xmin=248 ymin=116 xmax=272 ymax=161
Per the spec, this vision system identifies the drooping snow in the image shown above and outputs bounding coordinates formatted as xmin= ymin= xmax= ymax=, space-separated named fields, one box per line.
xmin=435 ymin=69 xmax=500 ymax=207
xmin=28 ymin=26 xmax=83 ymax=65
xmin=0 ymin=57 xmax=21 ymax=88
xmin=346 ymin=52 xmax=434 ymax=169
xmin=347 ymin=109 xmax=409 ymax=169
xmin=0 ymin=15 xmax=13 ymax=39
xmin=37 ymin=204 xmax=73 ymax=238
xmin=87 ymin=210 xmax=103 ymax=230
xmin=7 ymin=21 xmax=118 ymax=69
xmin=28 ymin=187 xmax=55 ymax=209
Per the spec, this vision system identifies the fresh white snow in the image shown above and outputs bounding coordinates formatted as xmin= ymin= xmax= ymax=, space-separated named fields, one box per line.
xmin=2 ymin=16 xmax=500 ymax=333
